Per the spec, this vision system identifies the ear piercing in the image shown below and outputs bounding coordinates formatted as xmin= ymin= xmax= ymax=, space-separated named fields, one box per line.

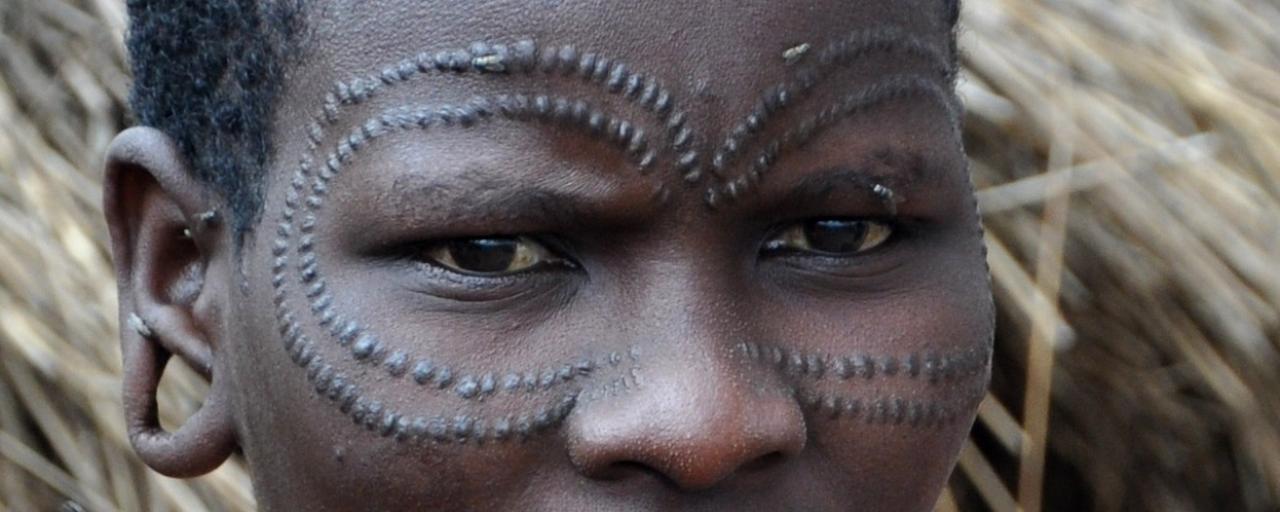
xmin=195 ymin=209 xmax=218 ymax=226
xmin=127 ymin=313 xmax=153 ymax=338
xmin=181 ymin=210 xmax=219 ymax=239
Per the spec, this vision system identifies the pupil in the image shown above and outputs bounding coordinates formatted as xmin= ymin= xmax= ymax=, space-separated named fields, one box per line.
xmin=804 ymin=220 xmax=868 ymax=253
xmin=447 ymin=238 xmax=517 ymax=273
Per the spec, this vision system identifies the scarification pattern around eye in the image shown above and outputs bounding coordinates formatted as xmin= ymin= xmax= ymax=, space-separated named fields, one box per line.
xmin=267 ymin=36 xmax=985 ymax=445
xmin=271 ymin=39 xmax=677 ymax=445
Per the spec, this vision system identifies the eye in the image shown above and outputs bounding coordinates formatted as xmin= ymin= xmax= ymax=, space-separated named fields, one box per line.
xmin=763 ymin=219 xmax=893 ymax=256
xmin=420 ymin=236 xmax=570 ymax=276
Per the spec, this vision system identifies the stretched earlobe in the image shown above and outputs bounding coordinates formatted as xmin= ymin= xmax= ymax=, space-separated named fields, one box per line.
xmin=105 ymin=126 xmax=237 ymax=477
xmin=123 ymin=312 xmax=235 ymax=477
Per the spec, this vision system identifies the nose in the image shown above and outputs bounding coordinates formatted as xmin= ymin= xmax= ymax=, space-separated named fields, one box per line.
xmin=566 ymin=348 xmax=807 ymax=491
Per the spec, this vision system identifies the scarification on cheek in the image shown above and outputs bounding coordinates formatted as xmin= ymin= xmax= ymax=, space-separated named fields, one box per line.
xmin=738 ymin=340 xmax=992 ymax=429
xmin=797 ymin=391 xmax=980 ymax=428
xmin=739 ymin=341 xmax=989 ymax=384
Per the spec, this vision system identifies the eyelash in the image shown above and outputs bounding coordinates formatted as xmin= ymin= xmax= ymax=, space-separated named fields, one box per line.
xmin=403 ymin=216 xmax=903 ymax=283
xmin=762 ymin=217 xmax=904 ymax=258
xmin=407 ymin=235 xmax=578 ymax=275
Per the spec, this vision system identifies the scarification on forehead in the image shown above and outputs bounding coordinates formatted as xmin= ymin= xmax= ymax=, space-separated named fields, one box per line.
xmin=704 ymin=26 xmax=959 ymax=206
xmin=268 ymin=35 xmax=985 ymax=447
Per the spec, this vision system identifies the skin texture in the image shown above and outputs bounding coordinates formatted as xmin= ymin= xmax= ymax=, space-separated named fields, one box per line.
xmin=103 ymin=1 xmax=993 ymax=510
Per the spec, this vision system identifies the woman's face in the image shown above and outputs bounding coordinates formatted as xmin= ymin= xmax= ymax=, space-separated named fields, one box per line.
xmin=225 ymin=0 xmax=992 ymax=509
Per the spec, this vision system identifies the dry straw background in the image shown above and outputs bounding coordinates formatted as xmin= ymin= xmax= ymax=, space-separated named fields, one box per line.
xmin=1 ymin=0 xmax=1278 ymax=510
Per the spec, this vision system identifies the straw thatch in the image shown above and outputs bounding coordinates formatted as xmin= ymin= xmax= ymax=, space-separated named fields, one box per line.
xmin=1 ymin=0 xmax=1277 ymax=510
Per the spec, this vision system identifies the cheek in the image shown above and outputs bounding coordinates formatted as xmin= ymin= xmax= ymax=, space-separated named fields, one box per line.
xmin=751 ymin=250 xmax=993 ymax=500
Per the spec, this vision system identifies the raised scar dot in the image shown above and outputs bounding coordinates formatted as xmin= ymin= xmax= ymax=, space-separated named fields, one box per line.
xmin=379 ymin=410 xmax=400 ymax=437
xmin=452 ymin=415 xmax=474 ymax=441
xmin=637 ymin=151 xmax=656 ymax=172
xmin=412 ymin=359 xmax=436 ymax=384
xmin=493 ymin=417 xmax=512 ymax=440
xmin=807 ymin=353 xmax=824 ymax=377
xmin=394 ymin=416 xmax=413 ymax=441
xmin=623 ymin=73 xmax=643 ymax=98
xmin=515 ymin=415 xmax=533 ymax=439
xmin=384 ymin=351 xmax=408 ymax=377
xmin=788 ymin=352 xmax=804 ymax=375
xmin=577 ymin=53 xmax=597 ymax=80
xmin=363 ymin=401 xmax=383 ymax=430
xmin=339 ymin=386 xmax=358 ymax=413
xmin=823 ymin=395 xmax=841 ymax=418
xmin=615 ymin=121 xmax=634 ymax=145
xmin=502 ymin=373 xmax=521 ymax=391
xmin=556 ymin=45 xmax=578 ymax=75
xmin=351 ymin=333 xmax=378 ymax=360
xmin=434 ymin=366 xmax=454 ymax=389
xmin=409 ymin=417 xmax=429 ymax=444
xmin=305 ymin=357 xmax=324 ymax=381
xmin=304 ymin=281 xmax=325 ymax=299
xmin=880 ymin=355 xmax=899 ymax=376
xmin=336 ymin=321 xmax=360 ymax=346
xmin=511 ymin=40 xmax=537 ymax=72
xmin=537 ymin=46 xmax=558 ymax=73
xmin=590 ymin=56 xmax=610 ymax=82
xmin=653 ymin=89 xmax=672 ymax=116
xmin=606 ymin=63 xmax=628 ymax=92
xmin=296 ymin=343 xmax=315 ymax=367
xmin=455 ymin=376 xmax=480 ymax=399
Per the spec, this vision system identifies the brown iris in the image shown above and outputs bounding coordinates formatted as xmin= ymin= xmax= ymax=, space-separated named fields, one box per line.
xmin=765 ymin=219 xmax=893 ymax=256
xmin=424 ymin=236 xmax=563 ymax=275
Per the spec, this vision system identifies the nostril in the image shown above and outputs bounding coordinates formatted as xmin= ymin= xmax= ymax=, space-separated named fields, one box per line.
xmin=598 ymin=461 xmax=681 ymax=487
xmin=740 ymin=451 xmax=786 ymax=473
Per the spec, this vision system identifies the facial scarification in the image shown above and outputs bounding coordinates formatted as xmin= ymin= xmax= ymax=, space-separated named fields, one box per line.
xmin=269 ymin=33 xmax=986 ymax=447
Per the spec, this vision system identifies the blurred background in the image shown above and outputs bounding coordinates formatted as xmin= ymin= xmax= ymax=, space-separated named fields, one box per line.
xmin=1 ymin=0 xmax=1277 ymax=510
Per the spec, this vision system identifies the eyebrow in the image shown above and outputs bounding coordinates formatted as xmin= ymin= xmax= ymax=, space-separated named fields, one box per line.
xmin=763 ymin=148 xmax=942 ymax=213
xmin=385 ymin=168 xmax=659 ymax=230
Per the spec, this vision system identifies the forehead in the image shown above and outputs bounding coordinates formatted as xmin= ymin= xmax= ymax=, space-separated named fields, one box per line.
xmin=302 ymin=0 xmax=949 ymax=72
xmin=284 ymin=0 xmax=953 ymax=124
xmin=268 ymin=0 xmax=961 ymax=220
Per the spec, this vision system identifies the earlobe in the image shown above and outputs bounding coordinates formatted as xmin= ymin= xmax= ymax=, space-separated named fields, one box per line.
xmin=104 ymin=127 xmax=238 ymax=477
xmin=123 ymin=312 xmax=236 ymax=477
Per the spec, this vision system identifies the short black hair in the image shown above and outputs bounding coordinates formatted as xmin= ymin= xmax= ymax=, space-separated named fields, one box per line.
xmin=125 ymin=0 xmax=305 ymax=236
xmin=124 ymin=0 xmax=959 ymax=236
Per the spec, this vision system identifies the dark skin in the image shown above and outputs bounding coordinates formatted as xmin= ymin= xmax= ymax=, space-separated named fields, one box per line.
xmin=104 ymin=1 xmax=993 ymax=510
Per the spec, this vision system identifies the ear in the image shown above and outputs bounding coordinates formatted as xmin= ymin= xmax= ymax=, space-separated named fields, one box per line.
xmin=103 ymin=127 xmax=237 ymax=478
